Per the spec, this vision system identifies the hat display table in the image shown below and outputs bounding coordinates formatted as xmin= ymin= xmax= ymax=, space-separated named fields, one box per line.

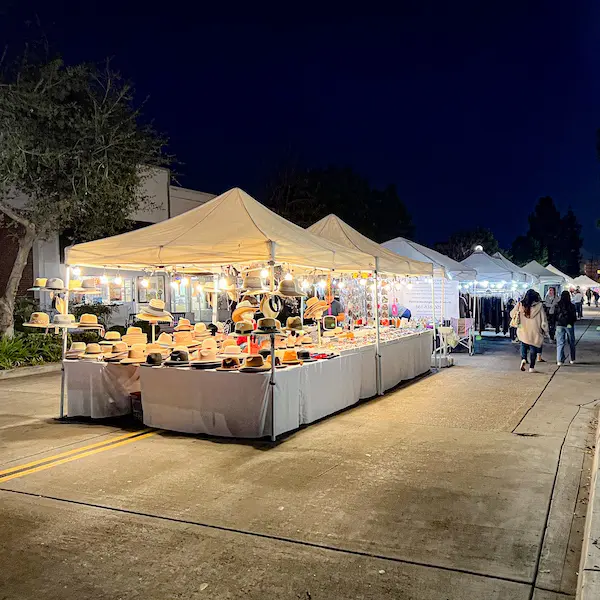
xmin=64 ymin=360 xmax=140 ymax=419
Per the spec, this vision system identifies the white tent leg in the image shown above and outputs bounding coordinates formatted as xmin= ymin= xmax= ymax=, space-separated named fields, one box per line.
xmin=212 ymin=273 xmax=218 ymax=324
xmin=374 ymin=259 xmax=382 ymax=396
xmin=269 ymin=241 xmax=277 ymax=442
xmin=431 ymin=275 xmax=437 ymax=369
xmin=59 ymin=266 xmax=71 ymax=418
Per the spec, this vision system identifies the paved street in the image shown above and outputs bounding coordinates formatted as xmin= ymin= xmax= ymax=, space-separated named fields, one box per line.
xmin=1 ymin=312 xmax=599 ymax=599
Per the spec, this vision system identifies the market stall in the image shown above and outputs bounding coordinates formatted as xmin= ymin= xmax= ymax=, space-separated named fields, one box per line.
xmin=521 ymin=260 xmax=565 ymax=296
xmin=54 ymin=188 xmax=434 ymax=440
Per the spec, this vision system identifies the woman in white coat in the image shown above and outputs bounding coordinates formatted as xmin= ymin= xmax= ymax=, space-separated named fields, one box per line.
xmin=510 ymin=289 xmax=549 ymax=372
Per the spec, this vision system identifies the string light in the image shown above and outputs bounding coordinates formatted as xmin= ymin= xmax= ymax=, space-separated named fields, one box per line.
xmin=141 ymin=278 xmax=149 ymax=288
xmin=359 ymin=279 xmax=367 ymax=287
xmin=284 ymin=272 xmax=293 ymax=281
xmin=114 ymin=275 xmax=123 ymax=285
xmin=318 ymin=279 xmax=326 ymax=288
xmin=260 ymin=268 xmax=269 ymax=278
xmin=338 ymin=281 xmax=345 ymax=289
xmin=196 ymin=282 xmax=204 ymax=292
xmin=301 ymin=279 xmax=310 ymax=290
xmin=181 ymin=276 xmax=189 ymax=287
xmin=100 ymin=274 xmax=108 ymax=285
xmin=71 ymin=266 xmax=81 ymax=277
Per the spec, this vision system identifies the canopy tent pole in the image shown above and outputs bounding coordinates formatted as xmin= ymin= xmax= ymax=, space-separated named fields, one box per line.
xmin=59 ymin=266 xmax=71 ymax=419
xmin=431 ymin=275 xmax=438 ymax=369
xmin=374 ymin=258 xmax=383 ymax=395
xmin=269 ymin=241 xmax=277 ymax=442
xmin=441 ymin=276 xmax=445 ymax=323
xmin=211 ymin=273 xmax=218 ymax=325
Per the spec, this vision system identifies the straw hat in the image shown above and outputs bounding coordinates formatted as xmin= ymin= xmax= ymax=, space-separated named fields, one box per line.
xmin=100 ymin=330 xmax=121 ymax=345
xmin=298 ymin=334 xmax=313 ymax=345
xmin=104 ymin=342 xmax=129 ymax=361
xmin=44 ymin=278 xmax=65 ymax=291
xmin=265 ymin=355 xmax=287 ymax=369
xmin=254 ymin=317 xmax=281 ymax=334
xmin=239 ymin=354 xmax=270 ymax=372
xmin=156 ymin=332 xmax=173 ymax=347
xmin=259 ymin=295 xmax=282 ymax=319
xmin=164 ymin=347 xmax=191 ymax=367
xmin=193 ymin=322 xmax=210 ymax=339
xmin=24 ymin=312 xmax=50 ymax=328
xmin=240 ymin=275 xmax=270 ymax=295
xmin=221 ymin=338 xmax=238 ymax=349
xmin=77 ymin=313 xmax=101 ymax=328
xmin=120 ymin=346 xmax=146 ymax=364
xmin=28 ymin=277 xmax=48 ymax=291
xmin=136 ymin=298 xmax=173 ymax=322
xmin=191 ymin=345 xmax=220 ymax=366
xmin=201 ymin=338 xmax=217 ymax=351
xmin=232 ymin=321 xmax=253 ymax=336
xmin=232 ymin=300 xmax=257 ymax=323
xmin=174 ymin=318 xmax=194 ymax=332
xmin=274 ymin=279 xmax=306 ymax=298
xmin=284 ymin=316 xmax=304 ymax=334
xmin=52 ymin=314 xmax=75 ymax=327
xmin=282 ymin=349 xmax=301 ymax=365
xmin=65 ymin=341 xmax=87 ymax=359
xmin=216 ymin=356 xmax=241 ymax=371
xmin=172 ymin=330 xmax=200 ymax=348
xmin=122 ymin=326 xmax=148 ymax=346
xmin=218 ymin=345 xmax=246 ymax=358
xmin=304 ymin=297 xmax=328 ymax=320
xmin=81 ymin=343 xmax=104 ymax=360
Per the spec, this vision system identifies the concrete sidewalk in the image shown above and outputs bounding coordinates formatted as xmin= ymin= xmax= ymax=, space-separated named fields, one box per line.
xmin=0 ymin=314 xmax=599 ymax=599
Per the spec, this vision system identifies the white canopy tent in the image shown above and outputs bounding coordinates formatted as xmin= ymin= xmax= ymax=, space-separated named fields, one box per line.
xmin=572 ymin=275 xmax=599 ymax=289
xmin=66 ymin=188 xmax=375 ymax=273
xmin=307 ymin=215 xmax=433 ymax=276
xmin=546 ymin=264 xmax=574 ymax=286
xmin=521 ymin=261 xmax=565 ymax=285
xmin=461 ymin=249 xmax=515 ymax=283
xmin=492 ymin=252 xmax=533 ymax=283
xmin=382 ymin=236 xmax=476 ymax=280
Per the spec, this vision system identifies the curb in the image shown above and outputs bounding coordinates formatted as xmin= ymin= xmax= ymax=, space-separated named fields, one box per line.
xmin=0 ymin=363 xmax=62 ymax=380
xmin=578 ymin=405 xmax=600 ymax=599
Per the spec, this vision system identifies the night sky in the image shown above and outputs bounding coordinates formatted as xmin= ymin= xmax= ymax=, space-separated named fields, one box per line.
xmin=2 ymin=2 xmax=600 ymax=253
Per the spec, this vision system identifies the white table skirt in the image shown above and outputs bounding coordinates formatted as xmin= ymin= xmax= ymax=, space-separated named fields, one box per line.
xmin=64 ymin=360 xmax=140 ymax=419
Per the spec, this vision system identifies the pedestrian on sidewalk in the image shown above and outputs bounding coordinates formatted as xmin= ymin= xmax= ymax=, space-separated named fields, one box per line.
xmin=544 ymin=286 xmax=559 ymax=342
xmin=510 ymin=289 xmax=549 ymax=373
xmin=555 ymin=290 xmax=577 ymax=366
xmin=593 ymin=290 xmax=599 ymax=307
xmin=572 ymin=287 xmax=584 ymax=319
xmin=586 ymin=287 xmax=592 ymax=306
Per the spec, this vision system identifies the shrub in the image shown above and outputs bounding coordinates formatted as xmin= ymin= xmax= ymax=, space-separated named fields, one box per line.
xmin=69 ymin=330 xmax=102 ymax=345
xmin=71 ymin=303 xmax=115 ymax=327
xmin=14 ymin=296 xmax=39 ymax=332
xmin=0 ymin=332 xmax=62 ymax=370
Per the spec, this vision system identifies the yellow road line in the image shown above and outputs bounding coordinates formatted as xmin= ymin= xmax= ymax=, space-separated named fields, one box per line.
xmin=0 ymin=429 xmax=152 ymax=477
xmin=0 ymin=431 xmax=157 ymax=483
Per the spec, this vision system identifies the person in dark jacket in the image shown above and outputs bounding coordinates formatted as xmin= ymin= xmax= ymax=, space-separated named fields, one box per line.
xmin=555 ymin=290 xmax=577 ymax=365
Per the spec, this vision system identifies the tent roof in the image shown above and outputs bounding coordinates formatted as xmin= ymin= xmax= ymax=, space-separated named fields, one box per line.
xmin=521 ymin=260 xmax=565 ymax=282
xmin=492 ymin=252 xmax=532 ymax=283
xmin=572 ymin=274 xmax=599 ymax=288
xmin=307 ymin=215 xmax=432 ymax=276
xmin=546 ymin=264 xmax=574 ymax=284
xmin=66 ymin=188 xmax=375 ymax=272
xmin=381 ymin=236 xmax=476 ymax=280
xmin=460 ymin=249 xmax=514 ymax=282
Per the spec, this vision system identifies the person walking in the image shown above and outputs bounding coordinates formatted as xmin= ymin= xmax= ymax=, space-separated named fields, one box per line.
xmin=544 ymin=287 xmax=559 ymax=343
xmin=510 ymin=289 xmax=549 ymax=373
xmin=555 ymin=290 xmax=577 ymax=365
xmin=586 ymin=287 xmax=592 ymax=306
xmin=594 ymin=289 xmax=599 ymax=307
xmin=572 ymin=287 xmax=584 ymax=319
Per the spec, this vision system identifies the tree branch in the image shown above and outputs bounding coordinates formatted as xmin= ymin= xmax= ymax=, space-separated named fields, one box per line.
xmin=0 ymin=201 xmax=34 ymax=230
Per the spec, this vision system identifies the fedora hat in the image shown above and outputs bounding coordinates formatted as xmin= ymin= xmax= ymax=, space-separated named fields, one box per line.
xmin=77 ymin=313 xmax=101 ymax=328
xmin=120 ymin=346 xmax=146 ymax=364
xmin=191 ymin=345 xmax=220 ymax=366
xmin=164 ymin=347 xmax=190 ymax=367
xmin=65 ymin=341 xmax=87 ymax=359
xmin=274 ymin=279 xmax=306 ymax=298
xmin=284 ymin=316 xmax=304 ymax=333
xmin=298 ymin=334 xmax=313 ymax=345
xmin=193 ymin=322 xmax=210 ymax=338
xmin=137 ymin=298 xmax=173 ymax=322
xmin=174 ymin=318 xmax=194 ymax=332
xmin=221 ymin=338 xmax=238 ymax=349
xmin=232 ymin=321 xmax=253 ymax=336
xmin=240 ymin=275 xmax=270 ymax=295
xmin=52 ymin=314 xmax=75 ymax=327
xmin=156 ymin=332 xmax=173 ymax=347
xmin=282 ymin=349 xmax=302 ymax=365
xmin=201 ymin=338 xmax=217 ymax=351
xmin=259 ymin=295 xmax=282 ymax=319
xmin=104 ymin=342 xmax=129 ymax=361
xmin=44 ymin=278 xmax=65 ymax=291
xmin=218 ymin=344 xmax=246 ymax=359
xmin=28 ymin=277 xmax=48 ymax=291
xmin=239 ymin=354 xmax=270 ymax=372
xmin=172 ymin=330 xmax=200 ymax=348
xmin=24 ymin=312 xmax=50 ymax=328
xmin=304 ymin=298 xmax=328 ymax=320
xmin=143 ymin=352 xmax=163 ymax=367
xmin=81 ymin=343 xmax=104 ymax=360
xmin=296 ymin=349 xmax=317 ymax=362
xmin=232 ymin=300 xmax=257 ymax=323
xmin=216 ymin=356 xmax=241 ymax=371
xmin=254 ymin=317 xmax=281 ymax=335
xmin=100 ymin=330 xmax=121 ymax=345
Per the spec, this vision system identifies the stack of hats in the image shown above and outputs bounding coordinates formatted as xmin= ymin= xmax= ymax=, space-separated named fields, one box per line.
xmin=120 ymin=346 xmax=147 ymax=364
xmin=80 ymin=343 xmax=104 ymax=361
xmin=304 ymin=297 xmax=328 ymax=321
xmin=136 ymin=299 xmax=173 ymax=322
xmin=193 ymin=323 xmax=211 ymax=340
xmin=174 ymin=318 xmax=194 ymax=332
xmin=65 ymin=342 xmax=86 ymax=359
xmin=100 ymin=331 xmax=121 ymax=346
xmin=105 ymin=342 xmax=129 ymax=362
xmin=122 ymin=326 xmax=148 ymax=346
xmin=172 ymin=330 xmax=200 ymax=348
xmin=76 ymin=314 xmax=103 ymax=329
xmin=191 ymin=338 xmax=220 ymax=369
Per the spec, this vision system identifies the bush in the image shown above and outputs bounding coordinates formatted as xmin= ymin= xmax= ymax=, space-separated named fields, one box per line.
xmin=69 ymin=330 xmax=102 ymax=345
xmin=131 ymin=320 xmax=160 ymax=338
xmin=0 ymin=332 xmax=62 ymax=370
xmin=71 ymin=303 xmax=115 ymax=327
xmin=14 ymin=296 xmax=39 ymax=332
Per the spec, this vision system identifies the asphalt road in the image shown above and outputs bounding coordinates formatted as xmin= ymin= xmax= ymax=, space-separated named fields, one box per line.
xmin=1 ymin=311 xmax=599 ymax=599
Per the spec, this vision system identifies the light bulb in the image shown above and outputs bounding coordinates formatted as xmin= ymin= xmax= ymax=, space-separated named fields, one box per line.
xmin=219 ymin=277 xmax=227 ymax=288
xmin=196 ymin=283 xmax=203 ymax=292
xmin=338 ymin=281 xmax=345 ymax=289
xmin=114 ymin=276 xmax=123 ymax=285
xmin=301 ymin=280 xmax=309 ymax=290
xmin=260 ymin=268 xmax=269 ymax=278
xmin=170 ymin=281 xmax=178 ymax=289
xmin=71 ymin=266 xmax=81 ymax=277
xmin=100 ymin=275 xmax=108 ymax=285
xmin=318 ymin=279 xmax=326 ymax=288
xmin=141 ymin=278 xmax=149 ymax=288
xmin=284 ymin=272 xmax=293 ymax=281
xmin=359 ymin=279 xmax=367 ymax=287
xmin=181 ymin=277 xmax=189 ymax=287
xmin=407 ymin=283 xmax=414 ymax=289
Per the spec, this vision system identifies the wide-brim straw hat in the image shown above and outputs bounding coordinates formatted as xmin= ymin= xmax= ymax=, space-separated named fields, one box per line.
xmin=232 ymin=301 xmax=257 ymax=323
xmin=304 ymin=301 xmax=328 ymax=320
xmin=28 ymin=278 xmax=48 ymax=291
xmin=260 ymin=295 xmax=282 ymax=319
xmin=136 ymin=311 xmax=173 ymax=322
xmin=274 ymin=280 xmax=307 ymax=298
xmin=122 ymin=334 xmax=148 ymax=346
xmin=24 ymin=312 xmax=51 ymax=328
xmin=240 ymin=276 xmax=270 ymax=295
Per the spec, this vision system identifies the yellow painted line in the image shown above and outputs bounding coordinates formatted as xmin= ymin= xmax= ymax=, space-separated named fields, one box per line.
xmin=0 ymin=429 xmax=152 ymax=477
xmin=0 ymin=431 xmax=157 ymax=483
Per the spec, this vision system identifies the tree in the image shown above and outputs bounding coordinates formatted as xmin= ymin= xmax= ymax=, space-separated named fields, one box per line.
xmin=510 ymin=235 xmax=548 ymax=266
xmin=433 ymin=227 xmax=500 ymax=262
xmin=263 ymin=162 xmax=414 ymax=242
xmin=556 ymin=208 xmax=582 ymax=276
xmin=0 ymin=47 xmax=169 ymax=335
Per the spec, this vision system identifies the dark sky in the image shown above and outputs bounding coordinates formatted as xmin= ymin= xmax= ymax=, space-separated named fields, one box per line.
xmin=3 ymin=2 xmax=600 ymax=253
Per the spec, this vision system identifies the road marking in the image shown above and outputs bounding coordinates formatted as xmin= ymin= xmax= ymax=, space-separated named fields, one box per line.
xmin=0 ymin=429 xmax=155 ymax=479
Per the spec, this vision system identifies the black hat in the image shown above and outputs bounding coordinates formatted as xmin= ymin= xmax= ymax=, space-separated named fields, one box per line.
xmin=164 ymin=349 xmax=190 ymax=366
xmin=144 ymin=352 xmax=163 ymax=367
xmin=297 ymin=349 xmax=317 ymax=362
